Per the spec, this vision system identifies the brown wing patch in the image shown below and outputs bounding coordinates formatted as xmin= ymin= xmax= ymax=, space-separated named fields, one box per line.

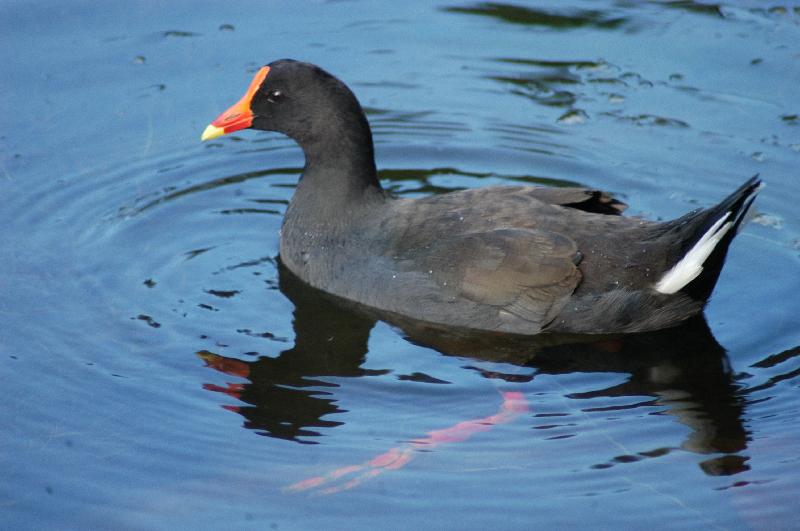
xmin=428 ymin=228 xmax=582 ymax=328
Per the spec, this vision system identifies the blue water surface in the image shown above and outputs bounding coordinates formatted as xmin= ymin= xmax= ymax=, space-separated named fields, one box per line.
xmin=1 ymin=1 xmax=799 ymax=529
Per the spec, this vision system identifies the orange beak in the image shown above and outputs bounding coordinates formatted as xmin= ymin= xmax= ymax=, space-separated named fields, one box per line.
xmin=201 ymin=66 xmax=271 ymax=141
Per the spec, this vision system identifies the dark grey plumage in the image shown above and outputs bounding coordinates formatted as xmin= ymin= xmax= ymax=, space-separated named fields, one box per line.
xmin=209 ymin=60 xmax=762 ymax=335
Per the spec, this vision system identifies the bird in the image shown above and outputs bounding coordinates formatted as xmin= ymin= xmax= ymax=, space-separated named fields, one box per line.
xmin=201 ymin=59 xmax=761 ymax=335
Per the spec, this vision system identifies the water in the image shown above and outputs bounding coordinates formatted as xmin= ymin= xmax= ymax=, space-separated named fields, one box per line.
xmin=2 ymin=1 xmax=799 ymax=529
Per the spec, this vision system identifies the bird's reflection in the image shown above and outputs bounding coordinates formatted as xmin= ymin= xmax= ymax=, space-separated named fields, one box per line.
xmin=199 ymin=263 xmax=385 ymax=443
xmin=200 ymin=260 xmax=749 ymax=475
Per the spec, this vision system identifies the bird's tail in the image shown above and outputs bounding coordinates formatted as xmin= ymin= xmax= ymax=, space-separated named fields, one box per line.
xmin=655 ymin=175 xmax=762 ymax=301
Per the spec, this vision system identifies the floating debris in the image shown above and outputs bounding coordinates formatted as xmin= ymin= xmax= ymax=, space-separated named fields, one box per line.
xmin=236 ymin=328 xmax=289 ymax=342
xmin=204 ymin=289 xmax=240 ymax=298
xmin=752 ymin=213 xmax=783 ymax=229
xmin=602 ymin=111 xmax=689 ymax=128
xmin=134 ymin=314 xmax=161 ymax=328
xmin=557 ymin=109 xmax=588 ymax=124
xmin=162 ymin=30 xmax=199 ymax=38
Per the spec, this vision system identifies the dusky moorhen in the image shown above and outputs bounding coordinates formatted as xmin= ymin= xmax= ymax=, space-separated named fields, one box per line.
xmin=202 ymin=60 xmax=761 ymax=335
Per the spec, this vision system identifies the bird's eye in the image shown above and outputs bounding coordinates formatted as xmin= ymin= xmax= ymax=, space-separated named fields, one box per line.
xmin=266 ymin=89 xmax=283 ymax=103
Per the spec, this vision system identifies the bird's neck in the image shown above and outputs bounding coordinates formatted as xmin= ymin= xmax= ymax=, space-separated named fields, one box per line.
xmin=290 ymin=111 xmax=384 ymax=220
xmin=280 ymin=118 xmax=386 ymax=277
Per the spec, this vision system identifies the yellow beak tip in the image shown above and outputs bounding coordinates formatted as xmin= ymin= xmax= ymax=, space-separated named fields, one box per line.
xmin=201 ymin=124 xmax=225 ymax=142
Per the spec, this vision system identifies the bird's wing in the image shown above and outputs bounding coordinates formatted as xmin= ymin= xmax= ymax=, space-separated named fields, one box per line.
xmin=525 ymin=187 xmax=628 ymax=215
xmin=423 ymin=228 xmax=583 ymax=328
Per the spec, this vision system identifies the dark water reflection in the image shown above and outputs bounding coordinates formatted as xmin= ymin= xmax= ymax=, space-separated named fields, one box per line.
xmin=444 ymin=3 xmax=630 ymax=30
xmin=202 ymin=262 xmax=749 ymax=476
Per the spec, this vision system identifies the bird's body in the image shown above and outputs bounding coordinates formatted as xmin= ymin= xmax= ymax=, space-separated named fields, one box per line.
xmin=203 ymin=60 xmax=761 ymax=335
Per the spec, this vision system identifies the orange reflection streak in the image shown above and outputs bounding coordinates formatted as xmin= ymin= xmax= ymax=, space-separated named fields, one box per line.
xmin=202 ymin=382 xmax=245 ymax=400
xmin=197 ymin=350 xmax=250 ymax=378
xmin=198 ymin=351 xmax=250 ymax=412
xmin=285 ymin=390 xmax=529 ymax=495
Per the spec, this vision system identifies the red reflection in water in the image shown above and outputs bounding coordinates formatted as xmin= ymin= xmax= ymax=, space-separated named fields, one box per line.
xmin=286 ymin=390 xmax=529 ymax=495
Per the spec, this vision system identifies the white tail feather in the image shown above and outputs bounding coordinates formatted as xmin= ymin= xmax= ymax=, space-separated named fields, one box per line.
xmin=655 ymin=213 xmax=733 ymax=294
